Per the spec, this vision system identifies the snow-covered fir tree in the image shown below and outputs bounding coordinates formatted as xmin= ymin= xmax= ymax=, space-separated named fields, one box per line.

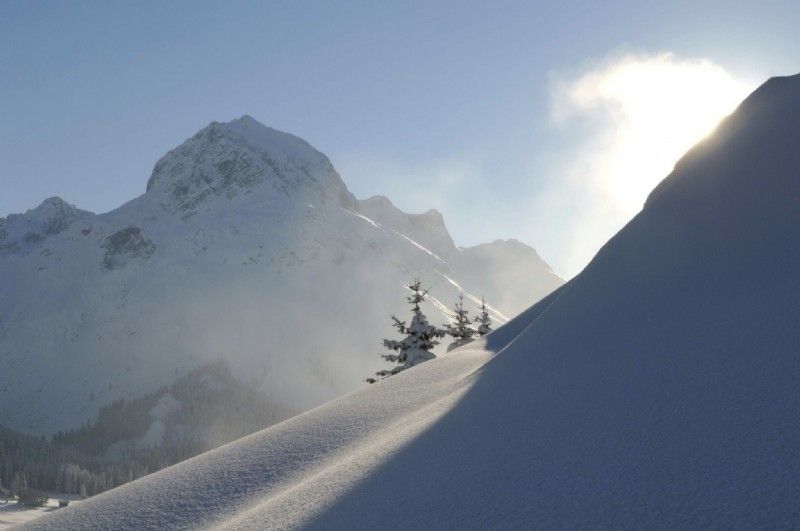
xmin=367 ymin=279 xmax=445 ymax=383
xmin=475 ymin=297 xmax=493 ymax=336
xmin=445 ymin=292 xmax=476 ymax=351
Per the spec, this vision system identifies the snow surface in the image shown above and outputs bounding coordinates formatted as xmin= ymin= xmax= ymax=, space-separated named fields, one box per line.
xmin=0 ymin=116 xmax=562 ymax=436
xmin=0 ymin=197 xmax=93 ymax=254
xmin=0 ymin=494 xmax=82 ymax=530
xmin=29 ymin=73 xmax=800 ymax=529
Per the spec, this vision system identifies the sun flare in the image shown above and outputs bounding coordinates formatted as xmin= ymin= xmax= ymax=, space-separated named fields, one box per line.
xmin=557 ymin=53 xmax=754 ymax=214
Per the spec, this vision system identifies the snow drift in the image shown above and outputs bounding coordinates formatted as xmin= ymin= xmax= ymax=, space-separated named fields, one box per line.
xmin=30 ymin=73 xmax=800 ymax=529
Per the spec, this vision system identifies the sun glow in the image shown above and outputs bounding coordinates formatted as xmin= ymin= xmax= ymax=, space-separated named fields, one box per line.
xmin=556 ymin=52 xmax=753 ymax=212
xmin=551 ymin=52 xmax=755 ymax=274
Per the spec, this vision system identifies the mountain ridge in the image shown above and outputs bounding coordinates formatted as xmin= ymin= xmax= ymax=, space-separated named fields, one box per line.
xmin=0 ymin=196 xmax=93 ymax=253
xmin=30 ymin=73 xmax=800 ymax=529
xmin=0 ymin=116 xmax=562 ymax=436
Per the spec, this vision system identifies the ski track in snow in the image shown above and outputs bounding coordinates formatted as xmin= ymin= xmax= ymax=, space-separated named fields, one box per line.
xmin=339 ymin=208 xmax=383 ymax=229
xmin=0 ymin=116 xmax=561 ymax=436
xmin=440 ymin=273 xmax=510 ymax=323
xmin=394 ymin=231 xmax=447 ymax=263
xmin=425 ymin=292 xmax=457 ymax=322
xmin=27 ymin=72 xmax=800 ymax=530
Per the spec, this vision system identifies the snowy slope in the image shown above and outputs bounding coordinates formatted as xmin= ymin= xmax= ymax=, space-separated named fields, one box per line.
xmin=0 ymin=116 xmax=561 ymax=435
xmin=30 ymin=72 xmax=800 ymax=529
xmin=0 ymin=197 xmax=93 ymax=253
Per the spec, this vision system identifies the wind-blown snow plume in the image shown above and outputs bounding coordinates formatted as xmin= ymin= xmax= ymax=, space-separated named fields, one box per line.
xmin=31 ymin=72 xmax=800 ymax=530
xmin=546 ymin=51 xmax=755 ymax=275
xmin=0 ymin=116 xmax=562 ymax=437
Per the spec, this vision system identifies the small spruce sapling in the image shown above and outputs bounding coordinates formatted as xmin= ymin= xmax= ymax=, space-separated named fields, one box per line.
xmin=475 ymin=297 xmax=493 ymax=336
xmin=367 ymin=278 xmax=445 ymax=383
xmin=445 ymin=292 xmax=476 ymax=351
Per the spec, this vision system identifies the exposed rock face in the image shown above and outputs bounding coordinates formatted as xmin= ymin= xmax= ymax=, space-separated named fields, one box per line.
xmin=0 ymin=197 xmax=93 ymax=253
xmin=146 ymin=115 xmax=357 ymax=217
xmin=36 ymin=72 xmax=800 ymax=531
xmin=0 ymin=116 xmax=562 ymax=436
xmin=101 ymin=226 xmax=156 ymax=269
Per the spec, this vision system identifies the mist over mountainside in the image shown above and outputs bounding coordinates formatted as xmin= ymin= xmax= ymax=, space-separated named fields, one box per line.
xmin=0 ymin=361 xmax=296 ymax=499
xmin=0 ymin=116 xmax=562 ymax=438
xmin=31 ymin=73 xmax=800 ymax=529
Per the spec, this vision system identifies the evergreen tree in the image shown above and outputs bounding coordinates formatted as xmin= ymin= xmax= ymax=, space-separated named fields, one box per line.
xmin=11 ymin=471 xmax=27 ymax=497
xmin=475 ymin=297 xmax=493 ymax=336
xmin=367 ymin=279 xmax=445 ymax=383
xmin=445 ymin=292 xmax=476 ymax=351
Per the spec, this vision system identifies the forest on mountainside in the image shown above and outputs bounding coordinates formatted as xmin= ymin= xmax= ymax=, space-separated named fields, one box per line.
xmin=0 ymin=361 xmax=295 ymax=497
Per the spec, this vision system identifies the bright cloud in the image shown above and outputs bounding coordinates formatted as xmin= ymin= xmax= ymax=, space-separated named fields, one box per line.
xmin=549 ymin=52 xmax=755 ymax=276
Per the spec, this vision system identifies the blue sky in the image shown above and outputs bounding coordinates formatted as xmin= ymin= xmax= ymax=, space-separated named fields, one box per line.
xmin=2 ymin=1 xmax=799 ymax=276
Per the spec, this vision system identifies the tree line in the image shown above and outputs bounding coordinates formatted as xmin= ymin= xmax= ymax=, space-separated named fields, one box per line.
xmin=1 ymin=282 xmax=499 ymax=501
xmin=0 ymin=362 xmax=295 ymax=499
xmin=367 ymin=279 xmax=494 ymax=383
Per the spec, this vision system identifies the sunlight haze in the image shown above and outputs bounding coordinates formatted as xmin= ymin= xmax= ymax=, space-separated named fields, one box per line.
xmin=1 ymin=1 xmax=798 ymax=278
xmin=549 ymin=52 xmax=756 ymax=274
xmin=3 ymin=3 xmax=800 ymax=528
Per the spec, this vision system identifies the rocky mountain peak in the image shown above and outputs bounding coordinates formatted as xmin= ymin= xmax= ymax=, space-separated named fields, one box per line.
xmin=145 ymin=116 xmax=356 ymax=216
xmin=0 ymin=196 xmax=93 ymax=252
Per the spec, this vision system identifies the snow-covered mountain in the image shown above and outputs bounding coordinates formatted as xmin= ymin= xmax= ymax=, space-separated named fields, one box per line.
xmin=0 ymin=197 xmax=93 ymax=253
xmin=0 ymin=116 xmax=562 ymax=436
xmin=32 ymin=73 xmax=800 ymax=529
